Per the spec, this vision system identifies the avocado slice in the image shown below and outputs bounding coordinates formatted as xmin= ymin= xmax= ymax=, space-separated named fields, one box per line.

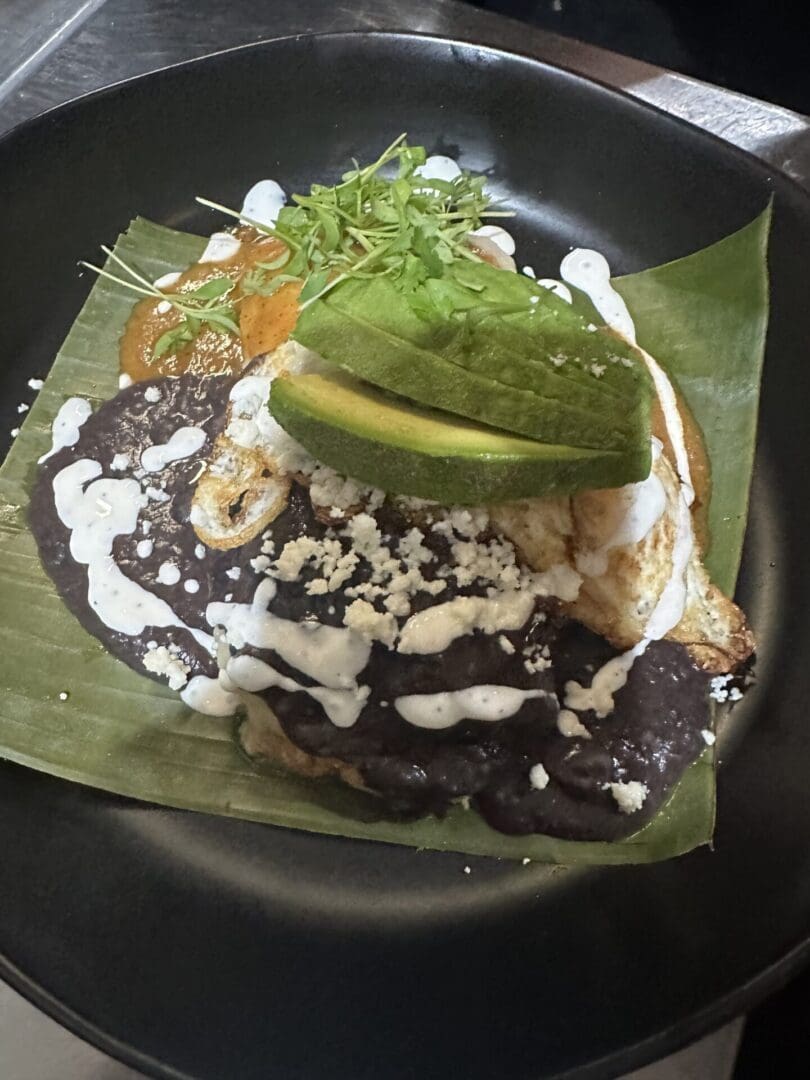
xmin=293 ymin=279 xmax=645 ymax=451
xmin=431 ymin=263 xmax=645 ymax=398
xmin=269 ymin=371 xmax=651 ymax=505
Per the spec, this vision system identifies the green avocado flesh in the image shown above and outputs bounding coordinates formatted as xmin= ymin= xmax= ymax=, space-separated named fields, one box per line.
xmin=293 ymin=276 xmax=651 ymax=453
xmin=269 ymin=371 xmax=651 ymax=504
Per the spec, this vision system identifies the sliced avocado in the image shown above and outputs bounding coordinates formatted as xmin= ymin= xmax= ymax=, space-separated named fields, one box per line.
xmin=269 ymin=371 xmax=651 ymax=505
xmin=442 ymin=326 xmax=630 ymax=416
xmin=322 ymin=280 xmax=630 ymax=418
xmin=293 ymin=280 xmax=643 ymax=451
xmin=437 ymin=262 xmax=646 ymax=397
xmin=497 ymin=313 xmax=644 ymax=397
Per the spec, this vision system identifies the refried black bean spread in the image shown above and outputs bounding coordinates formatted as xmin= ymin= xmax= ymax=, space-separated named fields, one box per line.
xmin=31 ymin=374 xmax=713 ymax=841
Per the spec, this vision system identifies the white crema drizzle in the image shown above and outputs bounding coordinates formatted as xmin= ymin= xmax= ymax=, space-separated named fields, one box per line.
xmin=38 ymin=397 xmax=93 ymax=463
xmin=575 ymin=438 xmax=667 ymax=578
xmin=394 ymin=686 xmax=547 ymax=731
xmin=207 ymin=577 xmax=370 ymax=690
xmin=199 ymin=232 xmax=241 ymax=264
xmin=226 ymin=654 xmax=368 ymax=729
xmin=140 ymin=426 xmax=207 ymax=473
xmin=52 ymin=458 xmax=213 ymax=651
xmin=560 ymin=248 xmax=696 ymax=717
xmin=180 ymin=674 xmax=241 ymax=716
xmin=240 ymin=179 xmax=286 ymax=229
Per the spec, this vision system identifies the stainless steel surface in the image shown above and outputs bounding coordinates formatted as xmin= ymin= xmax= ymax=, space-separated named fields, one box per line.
xmin=3 ymin=0 xmax=809 ymax=184
xmin=0 ymin=0 xmax=803 ymax=1076
xmin=0 ymin=0 xmax=105 ymax=106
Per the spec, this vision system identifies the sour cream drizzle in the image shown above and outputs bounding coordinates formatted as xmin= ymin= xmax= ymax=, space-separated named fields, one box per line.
xmin=397 ymin=593 xmax=536 ymax=656
xmin=536 ymin=279 xmax=573 ymax=304
xmin=207 ymin=577 xmax=370 ymax=690
xmin=181 ymin=674 xmax=241 ymax=716
xmin=575 ymin=439 xmax=667 ymax=578
xmin=199 ymin=232 xmax=241 ymax=264
xmin=38 ymin=398 xmax=93 ymax=463
xmin=394 ymin=685 xmax=547 ymax=730
xmin=469 ymin=225 xmax=516 ymax=256
xmin=140 ymin=426 xmax=206 ymax=473
xmin=414 ymin=155 xmax=462 ymax=183
xmin=226 ymin=654 xmax=368 ymax=729
xmin=560 ymin=249 xmax=694 ymax=502
xmin=397 ymin=564 xmax=581 ymax=655
xmin=52 ymin=458 xmax=213 ymax=651
xmin=240 ymin=179 xmax=286 ymax=229
xmin=560 ymin=248 xmax=696 ymax=717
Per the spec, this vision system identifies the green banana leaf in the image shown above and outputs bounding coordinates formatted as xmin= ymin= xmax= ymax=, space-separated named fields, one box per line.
xmin=0 ymin=210 xmax=769 ymax=864
xmin=615 ymin=204 xmax=771 ymax=594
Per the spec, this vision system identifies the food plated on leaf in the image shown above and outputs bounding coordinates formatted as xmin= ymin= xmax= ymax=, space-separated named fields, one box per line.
xmin=0 ymin=136 xmax=769 ymax=861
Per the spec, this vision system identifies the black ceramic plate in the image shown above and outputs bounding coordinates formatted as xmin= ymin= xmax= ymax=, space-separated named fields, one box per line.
xmin=1 ymin=32 xmax=808 ymax=1080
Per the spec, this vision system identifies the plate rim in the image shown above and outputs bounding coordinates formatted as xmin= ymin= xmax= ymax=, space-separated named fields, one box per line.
xmin=3 ymin=28 xmax=809 ymax=206
xmin=1 ymin=27 xmax=809 ymax=1080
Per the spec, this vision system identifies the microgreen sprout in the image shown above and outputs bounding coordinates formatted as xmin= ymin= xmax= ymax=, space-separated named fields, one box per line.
xmin=197 ymin=134 xmax=514 ymax=306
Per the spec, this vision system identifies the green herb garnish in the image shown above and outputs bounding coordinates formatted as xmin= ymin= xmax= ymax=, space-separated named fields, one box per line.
xmin=197 ymin=133 xmax=514 ymax=306
xmin=80 ymin=246 xmax=239 ymax=361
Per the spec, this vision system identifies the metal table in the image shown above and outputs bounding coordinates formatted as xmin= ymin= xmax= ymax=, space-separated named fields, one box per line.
xmin=1 ymin=1 xmax=808 ymax=1077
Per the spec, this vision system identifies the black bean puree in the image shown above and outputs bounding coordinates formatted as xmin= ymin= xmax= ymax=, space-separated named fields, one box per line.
xmin=31 ymin=375 xmax=712 ymax=841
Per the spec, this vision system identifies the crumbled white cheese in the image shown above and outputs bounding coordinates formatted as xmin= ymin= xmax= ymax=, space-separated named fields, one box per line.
xmin=709 ymin=674 xmax=734 ymax=703
xmin=225 ymin=567 xmax=241 ymax=581
xmin=343 ymin=599 xmax=397 ymax=647
xmin=529 ymin=763 xmax=550 ymax=790
xmin=10 ymin=428 xmax=19 ymax=438
xmin=58 ymin=691 xmax=69 ymax=701
xmin=145 ymin=485 xmax=170 ymax=503
xmin=142 ymin=645 xmax=190 ymax=690
xmin=590 ymin=362 xmax=606 ymax=378
xmin=463 ymin=866 xmax=471 ymax=875
xmin=144 ymin=385 xmax=162 ymax=403
xmin=608 ymin=780 xmax=648 ymax=814
xmin=522 ymin=857 xmax=531 ymax=866
xmin=524 ymin=644 xmax=552 ymax=674
xmin=195 ymin=543 xmax=206 ymax=559
xmin=383 ymin=593 xmax=411 ymax=617
xmin=309 ymin=465 xmax=384 ymax=515
xmin=17 ymin=402 xmax=29 ymax=413
xmin=184 ymin=579 xmax=200 ymax=594
xmin=250 ymin=555 xmax=271 ymax=574
xmin=397 ymin=527 xmax=434 ymax=565
xmin=305 ymin=578 xmax=329 ymax=596
xmin=343 ymin=512 xmax=383 ymax=556
xmin=136 ymin=539 xmax=153 ymax=559
xmin=498 ymin=634 xmax=515 ymax=655
xmin=110 ymin=453 xmax=130 ymax=471
xmin=28 ymin=378 xmax=44 ymax=391
xmin=701 ymin=729 xmax=716 ymax=746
